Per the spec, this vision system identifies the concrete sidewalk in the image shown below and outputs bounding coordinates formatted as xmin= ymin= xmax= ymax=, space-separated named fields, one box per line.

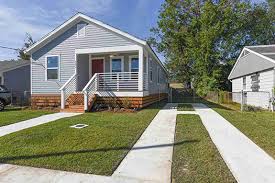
xmin=193 ymin=103 xmax=275 ymax=183
xmin=0 ymin=103 xmax=180 ymax=183
xmin=0 ymin=112 xmax=81 ymax=137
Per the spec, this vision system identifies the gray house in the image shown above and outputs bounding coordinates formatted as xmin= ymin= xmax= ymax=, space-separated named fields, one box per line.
xmin=24 ymin=13 xmax=168 ymax=112
xmin=0 ymin=60 xmax=30 ymax=104
xmin=228 ymin=45 xmax=275 ymax=109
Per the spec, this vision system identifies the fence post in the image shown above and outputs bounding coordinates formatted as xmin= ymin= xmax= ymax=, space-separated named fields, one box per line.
xmin=61 ymin=89 xmax=65 ymax=110
xmin=241 ymin=90 xmax=244 ymax=112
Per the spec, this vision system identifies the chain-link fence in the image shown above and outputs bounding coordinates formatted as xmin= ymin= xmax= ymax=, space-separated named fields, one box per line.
xmin=10 ymin=90 xmax=31 ymax=106
xmin=206 ymin=90 xmax=272 ymax=111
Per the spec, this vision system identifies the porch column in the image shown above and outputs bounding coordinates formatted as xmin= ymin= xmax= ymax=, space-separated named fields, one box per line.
xmin=138 ymin=48 xmax=144 ymax=91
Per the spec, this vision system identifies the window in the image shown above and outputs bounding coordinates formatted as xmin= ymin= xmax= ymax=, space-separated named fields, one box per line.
xmin=0 ymin=76 xmax=2 ymax=85
xmin=111 ymin=57 xmax=123 ymax=72
xmin=251 ymin=73 xmax=260 ymax=92
xmin=157 ymin=67 xmax=160 ymax=84
xmin=243 ymin=77 xmax=246 ymax=90
xmin=46 ymin=55 xmax=59 ymax=80
xmin=149 ymin=58 xmax=153 ymax=82
xmin=77 ymin=23 xmax=86 ymax=37
xmin=130 ymin=56 xmax=139 ymax=72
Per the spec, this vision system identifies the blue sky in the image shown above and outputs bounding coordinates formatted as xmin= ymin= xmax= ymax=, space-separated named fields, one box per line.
xmin=0 ymin=0 xmax=265 ymax=61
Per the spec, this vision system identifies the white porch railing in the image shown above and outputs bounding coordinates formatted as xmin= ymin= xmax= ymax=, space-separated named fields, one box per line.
xmin=98 ymin=72 xmax=140 ymax=91
xmin=60 ymin=73 xmax=78 ymax=109
xmin=82 ymin=73 xmax=98 ymax=111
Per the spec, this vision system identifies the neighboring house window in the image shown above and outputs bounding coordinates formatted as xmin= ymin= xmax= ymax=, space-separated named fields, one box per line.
xmin=111 ymin=57 xmax=123 ymax=72
xmin=251 ymin=73 xmax=260 ymax=92
xmin=77 ymin=23 xmax=86 ymax=37
xmin=243 ymin=77 xmax=246 ymax=90
xmin=0 ymin=76 xmax=2 ymax=85
xmin=129 ymin=56 xmax=139 ymax=72
xmin=46 ymin=55 xmax=60 ymax=80
xmin=149 ymin=58 xmax=153 ymax=82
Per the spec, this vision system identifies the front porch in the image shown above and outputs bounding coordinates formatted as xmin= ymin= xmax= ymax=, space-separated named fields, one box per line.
xmin=60 ymin=45 xmax=150 ymax=112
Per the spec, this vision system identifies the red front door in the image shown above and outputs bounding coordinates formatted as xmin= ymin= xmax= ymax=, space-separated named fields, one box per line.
xmin=91 ymin=59 xmax=104 ymax=77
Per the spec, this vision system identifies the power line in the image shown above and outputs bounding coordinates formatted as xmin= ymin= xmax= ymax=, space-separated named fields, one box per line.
xmin=0 ymin=45 xmax=19 ymax=51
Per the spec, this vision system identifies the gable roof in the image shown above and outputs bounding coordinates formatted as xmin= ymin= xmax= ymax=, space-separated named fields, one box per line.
xmin=24 ymin=13 xmax=168 ymax=75
xmin=25 ymin=13 xmax=146 ymax=54
xmin=0 ymin=60 xmax=30 ymax=73
xmin=228 ymin=45 xmax=275 ymax=80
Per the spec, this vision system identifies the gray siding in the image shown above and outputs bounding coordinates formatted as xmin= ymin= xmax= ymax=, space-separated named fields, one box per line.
xmin=148 ymin=53 xmax=168 ymax=94
xmin=229 ymin=53 xmax=275 ymax=80
xmin=31 ymin=20 xmax=137 ymax=94
xmin=3 ymin=65 xmax=30 ymax=93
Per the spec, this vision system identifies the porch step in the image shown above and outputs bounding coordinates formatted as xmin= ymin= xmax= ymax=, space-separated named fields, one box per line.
xmin=61 ymin=105 xmax=85 ymax=113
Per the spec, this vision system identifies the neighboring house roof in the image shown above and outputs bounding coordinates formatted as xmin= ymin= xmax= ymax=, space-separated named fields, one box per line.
xmin=228 ymin=45 xmax=275 ymax=80
xmin=24 ymin=12 xmax=168 ymax=74
xmin=0 ymin=60 xmax=30 ymax=73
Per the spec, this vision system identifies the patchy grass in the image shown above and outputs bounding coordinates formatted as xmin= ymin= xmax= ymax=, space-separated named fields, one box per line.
xmin=207 ymin=101 xmax=275 ymax=159
xmin=0 ymin=108 xmax=54 ymax=127
xmin=177 ymin=104 xmax=194 ymax=111
xmin=172 ymin=115 xmax=236 ymax=183
xmin=0 ymin=102 xmax=165 ymax=175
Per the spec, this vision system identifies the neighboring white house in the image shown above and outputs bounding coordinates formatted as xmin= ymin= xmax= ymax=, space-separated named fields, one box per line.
xmin=228 ymin=45 xmax=275 ymax=109
xmin=24 ymin=13 xmax=169 ymax=112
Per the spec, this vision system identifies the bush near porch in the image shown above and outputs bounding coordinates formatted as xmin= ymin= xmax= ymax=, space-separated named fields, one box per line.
xmin=0 ymin=101 xmax=165 ymax=175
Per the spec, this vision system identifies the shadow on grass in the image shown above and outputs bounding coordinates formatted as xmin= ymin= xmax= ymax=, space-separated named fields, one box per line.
xmin=1 ymin=108 xmax=23 ymax=112
xmin=0 ymin=140 xmax=199 ymax=163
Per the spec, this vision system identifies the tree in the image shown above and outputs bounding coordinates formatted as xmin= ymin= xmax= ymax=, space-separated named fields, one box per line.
xmin=149 ymin=0 xmax=275 ymax=95
xmin=18 ymin=33 xmax=35 ymax=60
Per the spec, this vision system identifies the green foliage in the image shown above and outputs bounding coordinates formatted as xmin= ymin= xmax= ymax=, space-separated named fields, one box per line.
xmin=149 ymin=0 xmax=275 ymax=93
xmin=18 ymin=33 xmax=35 ymax=60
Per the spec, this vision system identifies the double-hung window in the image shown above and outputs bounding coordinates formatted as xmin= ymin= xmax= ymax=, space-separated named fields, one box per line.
xmin=111 ymin=57 xmax=123 ymax=72
xmin=243 ymin=77 xmax=246 ymax=90
xmin=129 ymin=56 xmax=139 ymax=72
xmin=46 ymin=55 xmax=59 ymax=80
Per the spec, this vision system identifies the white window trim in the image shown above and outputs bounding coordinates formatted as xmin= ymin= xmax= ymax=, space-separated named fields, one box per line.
xmin=110 ymin=56 xmax=124 ymax=73
xmin=45 ymin=55 xmax=60 ymax=81
xmin=129 ymin=55 xmax=139 ymax=72
xmin=77 ymin=23 xmax=86 ymax=38
xmin=89 ymin=56 xmax=105 ymax=78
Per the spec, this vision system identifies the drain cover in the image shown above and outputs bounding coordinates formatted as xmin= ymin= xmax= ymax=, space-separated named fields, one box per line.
xmin=70 ymin=124 xmax=88 ymax=129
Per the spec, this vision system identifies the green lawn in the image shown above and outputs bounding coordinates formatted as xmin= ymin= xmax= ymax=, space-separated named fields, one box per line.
xmin=0 ymin=102 xmax=165 ymax=175
xmin=172 ymin=115 xmax=236 ymax=183
xmin=177 ymin=104 xmax=194 ymax=111
xmin=0 ymin=108 xmax=54 ymax=127
xmin=207 ymin=102 xmax=275 ymax=158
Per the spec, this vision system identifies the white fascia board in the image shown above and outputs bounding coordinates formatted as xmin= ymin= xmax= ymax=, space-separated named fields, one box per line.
xmin=25 ymin=13 xmax=146 ymax=54
xmin=228 ymin=47 xmax=275 ymax=80
xmin=75 ymin=45 xmax=141 ymax=54
xmin=228 ymin=48 xmax=247 ymax=80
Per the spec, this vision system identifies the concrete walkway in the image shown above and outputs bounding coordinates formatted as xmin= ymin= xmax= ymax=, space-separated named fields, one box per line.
xmin=0 ymin=103 xmax=182 ymax=183
xmin=0 ymin=112 xmax=81 ymax=137
xmin=193 ymin=103 xmax=275 ymax=183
